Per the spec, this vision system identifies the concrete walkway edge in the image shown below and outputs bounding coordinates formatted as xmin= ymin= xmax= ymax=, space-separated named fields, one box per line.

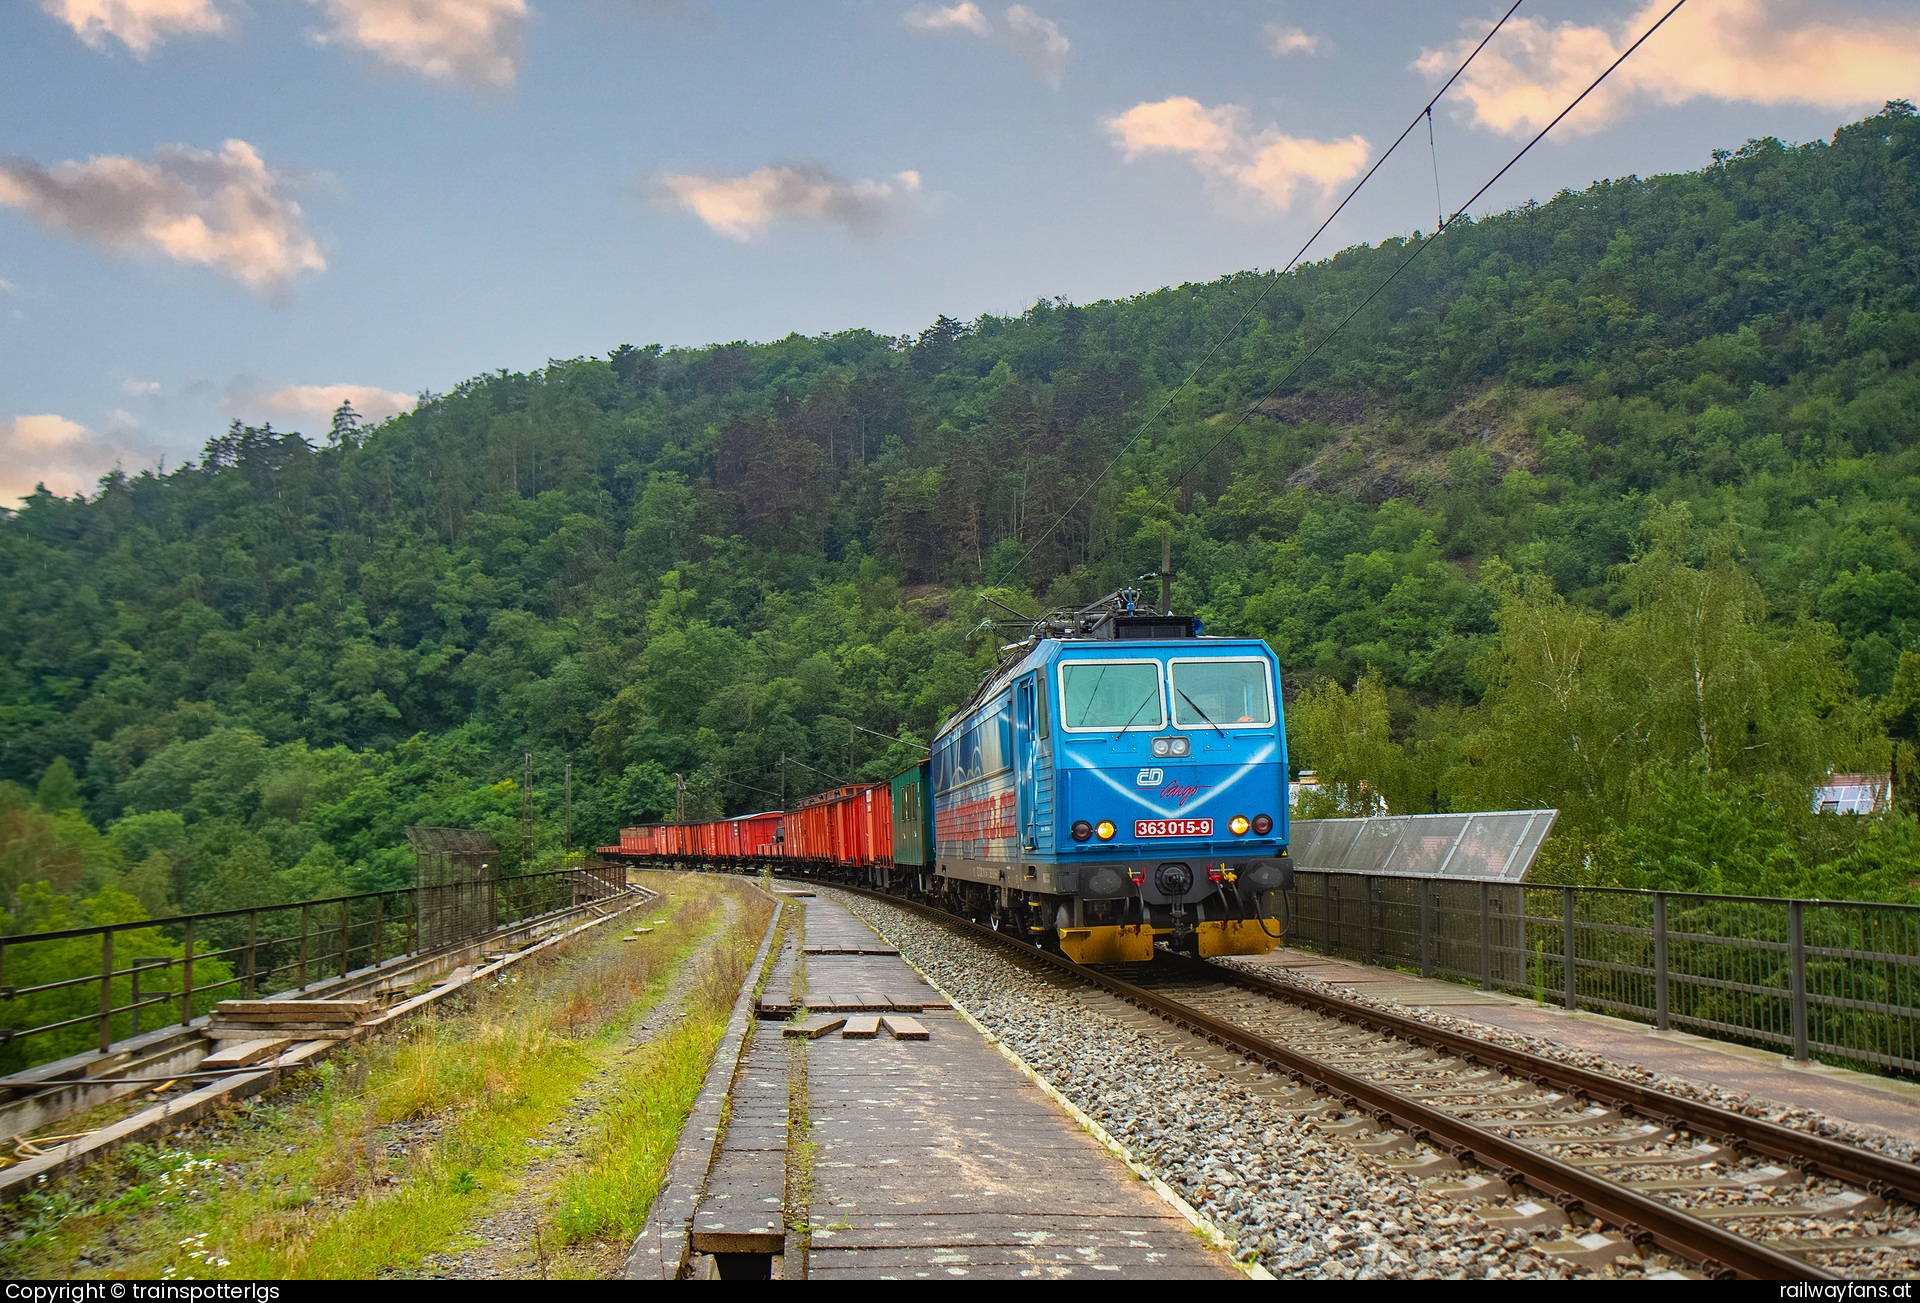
xmin=625 ymin=885 xmax=785 ymax=1281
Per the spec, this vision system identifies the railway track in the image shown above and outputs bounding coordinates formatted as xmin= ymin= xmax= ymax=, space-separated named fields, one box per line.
xmin=840 ymin=885 xmax=1920 ymax=1281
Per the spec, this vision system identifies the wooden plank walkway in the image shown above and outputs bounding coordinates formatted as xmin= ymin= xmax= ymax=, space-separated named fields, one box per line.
xmin=793 ymin=893 xmax=1239 ymax=1280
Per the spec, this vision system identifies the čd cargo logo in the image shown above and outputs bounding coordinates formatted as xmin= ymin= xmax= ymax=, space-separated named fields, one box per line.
xmin=1159 ymin=782 xmax=1205 ymax=807
xmin=1136 ymin=768 xmax=1164 ymax=786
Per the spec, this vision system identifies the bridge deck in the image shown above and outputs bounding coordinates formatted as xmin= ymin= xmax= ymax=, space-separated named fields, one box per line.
xmin=1241 ymin=947 xmax=1920 ymax=1148
xmin=791 ymin=894 xmax=1239 ymax=1280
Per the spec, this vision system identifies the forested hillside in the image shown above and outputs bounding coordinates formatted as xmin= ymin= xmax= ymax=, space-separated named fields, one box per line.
xmin=5 ymin=103 xmax=1920 ymax=927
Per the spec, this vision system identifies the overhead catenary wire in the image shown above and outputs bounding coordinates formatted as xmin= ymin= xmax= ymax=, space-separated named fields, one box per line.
xmin=1427 ymin=107 xmax=1446 ymax=231
xmin=712 ymin=729 xmax=926 ymax=817
xmin=845 ymin=719 xmax=932 ymax=752
xmin=1146 ymin=0 xmax=1692 ymax=519
xmin=782 ymin=753 xmax=851 ymax=789
xmin=713 ymin=773 xmax=786 ymax=804
xmin=983 ymin=0 xmax=1527 ymax=593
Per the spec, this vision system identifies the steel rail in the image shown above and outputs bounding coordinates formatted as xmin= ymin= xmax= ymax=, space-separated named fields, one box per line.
xmin=1162 ymin=951 xmax=1920 ymax=1207
xmin=834 ymin=886 xmax=1832 ymax=1281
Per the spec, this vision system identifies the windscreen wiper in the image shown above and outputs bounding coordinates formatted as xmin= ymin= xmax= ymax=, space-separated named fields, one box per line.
xmin=1177 ymin=688 xmax=1225 ymax=738
xmin=1070 ymin=665 xmax=1109 ymax=728
xmin=1111 ymin=690 xmax=1156 ymax=740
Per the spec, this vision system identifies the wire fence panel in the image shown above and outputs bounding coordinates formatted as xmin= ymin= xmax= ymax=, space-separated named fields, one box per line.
xmin=0 ymin=868 xmax=629 ymax=1074
xmin=1285 ymin=871 xmax=1920 ymax=1080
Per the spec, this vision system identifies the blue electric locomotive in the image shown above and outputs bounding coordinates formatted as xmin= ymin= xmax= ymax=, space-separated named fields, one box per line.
xmin=928 ymin=591 xmax=1294 ymax=962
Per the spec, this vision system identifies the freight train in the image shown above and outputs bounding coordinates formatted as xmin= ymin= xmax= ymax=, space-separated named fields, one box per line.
xmin=602 ymin=591 xmax=1295 ymax=961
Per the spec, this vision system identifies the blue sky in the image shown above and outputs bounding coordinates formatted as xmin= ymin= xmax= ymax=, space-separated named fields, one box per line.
xmin=2 ymin=0 xmax=1916 ymax=504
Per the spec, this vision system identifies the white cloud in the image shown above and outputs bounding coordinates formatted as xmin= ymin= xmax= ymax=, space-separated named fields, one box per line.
xmin=42 ymin=0 xmax=226 ymax=55
xmin=0 ymin=139 xmax=325 ymax=295
xmin=231 ymin=383 xmax=416 ymax=426
xmin=904 ymin=2 xmax=990 ymax=36
xmin=904 ymin=2 xmax=1068 ymax=85
xmin=0 ymin=412 xmax=156 ymax=508
xmin=309 ymin=0 xmax=527 ymax=89
xmin=1265 ymin=23 xmax=1328 ymax=57
xmin=122 ymin=378 xmax=163 ymax=398
xmin=8 ymin=415 xmax=87 ymax=452
xmin=1418 ymin=0 xmax=1920 ymax=137
xmin=1106 ymin=97 xmax=1368 ymax=211
xmin=661 ymin=164 xmax=924 ymax=242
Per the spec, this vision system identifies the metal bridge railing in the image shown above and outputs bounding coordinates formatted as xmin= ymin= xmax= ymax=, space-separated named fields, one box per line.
xmin=0 ymin=867 xmax=630 ymax=1074
xmin=1286 ymin=871 xmax=1920 ymax=1078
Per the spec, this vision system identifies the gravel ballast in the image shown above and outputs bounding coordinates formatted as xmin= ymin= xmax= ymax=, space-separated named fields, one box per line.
xmin=1216 ymin=955 xmax=1920 ymax=1167
xmin=828 ymin=890 xmax=1668 ymax=1281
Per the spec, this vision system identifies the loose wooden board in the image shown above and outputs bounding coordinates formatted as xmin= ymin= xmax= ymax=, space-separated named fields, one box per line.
xmin=212 ymin=1000 xmax=371 ymax=1021
xmin=781 ymin=1015 xmax=846 ymax=1040
xmin=880 ymin=1015 xmax=929 ymax=1041
xmin=199 ymin=1039 xmax=289 ymax=1070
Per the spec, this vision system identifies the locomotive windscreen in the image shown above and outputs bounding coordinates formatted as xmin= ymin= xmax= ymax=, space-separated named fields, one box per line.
xmin=1169 ymin=658 xmax=1273 ymax=727
xmin=1060 ymin=661 xmax=1164 ymax=730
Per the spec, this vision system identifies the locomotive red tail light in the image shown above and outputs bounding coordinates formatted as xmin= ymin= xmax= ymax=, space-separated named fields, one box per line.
xmin=1252 ymin=813 xmax=1273 ymax=835
xmin=1071 ymin=820 xmax=1093 ymax=842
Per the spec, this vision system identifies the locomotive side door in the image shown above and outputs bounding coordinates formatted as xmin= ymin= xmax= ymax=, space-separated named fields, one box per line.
xmin=1014 ymin=674 xmax=1037 ymax=850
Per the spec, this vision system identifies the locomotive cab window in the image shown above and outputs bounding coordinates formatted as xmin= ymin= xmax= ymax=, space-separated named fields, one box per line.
xmin=1059 ymin=661 xmax=1164 ymax=732
xmin=1169 ymin=658 xmax=1273 ymax=727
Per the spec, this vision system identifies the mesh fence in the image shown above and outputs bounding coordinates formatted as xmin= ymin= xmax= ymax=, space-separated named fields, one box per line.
xmin=1285 ymin=872 xmax=1920 ymax=1078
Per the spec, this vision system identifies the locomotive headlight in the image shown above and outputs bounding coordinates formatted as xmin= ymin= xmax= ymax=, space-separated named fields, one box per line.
xmin=1252 ymin=813 xmax=1273 ymax=835
xmin=1095 ymin=819 xmax=1117 ymax=841
xmin=1169 ymin=736 xmax=1191 ymax=757
xmin=1071 ymin=820 xmax=1093 ymax=842
xmin=1228 ymin=814 xmax=1251 ymax=836
xmin=1151 ymin=737 xmax=1171 ymax=758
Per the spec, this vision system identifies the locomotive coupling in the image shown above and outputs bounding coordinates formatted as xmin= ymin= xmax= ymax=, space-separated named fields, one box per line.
xmin=1154 ymin=862 xmax=1195 ymax=897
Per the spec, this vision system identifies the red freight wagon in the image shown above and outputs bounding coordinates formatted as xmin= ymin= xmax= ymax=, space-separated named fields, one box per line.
xmin=722 ymin=813 xmax=779 ymax=862
xmin=623 ymin=811 xmax=785 ymax=864
xmin=788 ymin=784 xmax=890 ymax=867
xmin=857 ymin=784 xmax=893 ymax=869
xmin=738 ymin=812 xmax=782 ymax=860
xmin=786 ymin=794 xmax=826 ymax=864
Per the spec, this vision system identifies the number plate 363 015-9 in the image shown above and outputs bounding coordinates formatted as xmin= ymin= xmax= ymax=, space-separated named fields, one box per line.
xmin=1135 ymin=818 xmax=1212 ymax=838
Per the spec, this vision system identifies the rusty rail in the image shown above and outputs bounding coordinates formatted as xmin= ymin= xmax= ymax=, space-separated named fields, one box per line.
xmin=1162 ymin=950 xmax=1920 ymax=1208
xmin=838 ymin=885 xmax=1839 ymax=1281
